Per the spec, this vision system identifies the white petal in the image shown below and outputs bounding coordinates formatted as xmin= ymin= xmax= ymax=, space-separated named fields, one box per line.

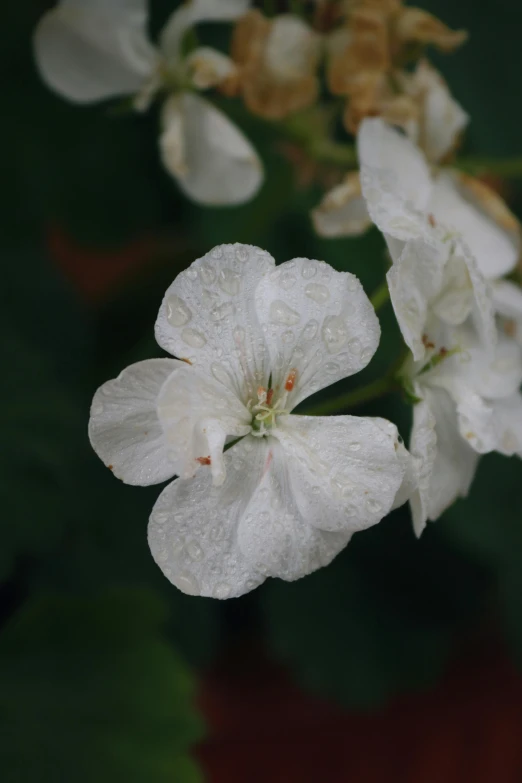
xmin=148 ymin=433 xmax=350 ymax=597
xmin=160 ymin=0 xmax=250 ymax=62
xmin=387 ymin=238 xmax=446 ymax=361
xmin=160 ymin=93 xmax=263 ymax=206
xmin=273 ymin=414 xmax=405 ymax=533
xmin=451 ymin=239 xmax=496 ymax=352
xmin=185 ymin=47 xmax=237 ymax=90
xmin=391 ymin=440 xmax=419 ymax=511
xmin=34 ymin=0 xmax=157 ymax=103
xmin=157 ymin=363 xmax=251 ymax=485
xmin=311 ymin=173 xmax=372 ymax=238
xmin=358 ymin=117 xmax=433 ymax=242
xmin=412 ymin=61 xmax=468 ymax=163
xmin=410 ymin=386 xmax=478 ymax=535
xmin=428 ymin=172 xmax=520 ymax=280
xmin=88 ymin=359 xmax=182 ymax=486
xmin=493 ymin=279 xmax=522 ymax=320
xmin=488 ymin=393 xmax=522 ymax=456
xmin=155 ymin=243 xmax=274 ymax=397
xmin=254 ymin=258 xmax=381 ymax=407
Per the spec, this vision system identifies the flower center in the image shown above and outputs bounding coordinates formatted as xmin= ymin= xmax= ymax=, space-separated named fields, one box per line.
xmin=248 ymin=370 xmax=297 ymax=437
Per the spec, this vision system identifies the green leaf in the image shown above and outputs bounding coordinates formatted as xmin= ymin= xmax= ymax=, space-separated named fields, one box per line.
xmin=262 ymin=511 xmax=489 ymax=708
xmin=0 ymin=588 xmax=204 ymax=783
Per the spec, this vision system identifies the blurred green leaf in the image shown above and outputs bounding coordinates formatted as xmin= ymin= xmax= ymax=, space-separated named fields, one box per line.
xmin=0 ymin=588 xmax=204 ymax=783
xmin=262 ymin=510 xmax=489 ymax=708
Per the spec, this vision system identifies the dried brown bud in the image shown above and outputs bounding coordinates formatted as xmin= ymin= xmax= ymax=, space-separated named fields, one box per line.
xmin=394 ymin=8 xmax=468 ymax=53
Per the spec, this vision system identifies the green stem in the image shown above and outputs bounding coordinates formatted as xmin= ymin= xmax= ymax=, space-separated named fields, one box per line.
xmin=302 ymin=375 xmax=396 ymax=416
xmin=455 ymin=155 xmax=522 ymax=179
xmin=370 ymin=279 xmax=390 ymax=312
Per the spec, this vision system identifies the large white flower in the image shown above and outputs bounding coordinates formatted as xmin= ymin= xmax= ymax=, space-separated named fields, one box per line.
xmin=89 ymin=244 xmax=411 ymax=598
xmin=405 ymin=319 xmax=522 ymax=535
xmin=33 ymin=0 xmax=263 ymax=205
xmin=357 ymin=117 xmax=510 ymax=361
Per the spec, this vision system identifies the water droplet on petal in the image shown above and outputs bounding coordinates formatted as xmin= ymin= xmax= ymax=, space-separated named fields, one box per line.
xmin=182 ymin=328 xmax=206 ymax=348
xmin=186 ymin=541 xmax=203 ymax=561
xmin=219 ymin=268 xmax=241 ymax=295
xmin=91 ymin=400 xmax=104 ymax=416
xmin=201 ymin=288 xmax=219 ymax=307
xmin=282 ymin=329 xmax=295 ymax=344
xmin=303 ymin=319 xmax=319 ymax=340
xmin=199 ymin=264 xmax=215 ymax=285
xmin=305 ymin=282 xmax=330 ymax=304
xmin=175 ymin=571 xmax=200 ymax=595
xmin=214 ymin=582 xmax=232 ymax=599
xmin=301 ymin=260 xmax=317 ymax=279
xmin=361 ymin=347 xmax=373 ymax=363
xmin=366 ymin=498 xmax=381 ymax=515
xmin=211 ymin=246 xmax=223 ymax=259
xmin=236 ymin=246 xmax=249 ymax=262
xmin=347 ymin=277 xmax=358 ymax=291
xmin=348 ymin=338 xmax=362 ymax=355
xmin=348 ymin=441 xmax=361 ymax=451
xmin=324 ymin=361 xmax=339 ymax=373
xmin=186 ymin=267 xmax=198 ymax=280
xmin=166 ymin=294 xmax=192 ymax=327
xmin=211 ymin=362 xmax=232 ymax=386
xmin=210 ymin=301 xmax=236 ymax=321
xmin=322 ymin=315 xmax=348 ymax=353
xmin=270 ymin=300 xmax=301 ymax=325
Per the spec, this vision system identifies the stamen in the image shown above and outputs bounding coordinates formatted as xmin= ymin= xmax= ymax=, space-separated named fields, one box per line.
xmin=266 ymin=387 xmax=274 ymax=406
xmin=196 ymin=456 xmax=211 ymax=465
xmin=285 ymin=368 xmax=298 ymax=392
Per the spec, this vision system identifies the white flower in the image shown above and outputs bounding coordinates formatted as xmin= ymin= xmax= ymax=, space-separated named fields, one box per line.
xmin=33 ymin=0 xmax=263 ymax=205
xmin=311 ymin=171 xmax=373 ymax=239
xmin=89 ymin=244 xmax=411 ymax=598
xmin=404 ymin=319 xmax=522 ymax=535
xmin=357 ymin=117 xmax=504 ymax=361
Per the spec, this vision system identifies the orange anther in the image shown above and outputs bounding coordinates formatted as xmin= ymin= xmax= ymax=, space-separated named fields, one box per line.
xmin=285 ymin=369 xmax=298 ymax=392
xmin=266 ymin=388 xmax=274 ymax=406
xmin=428 ymin=213 xmax=437 ymax=227
xmin=196 ymin=456 xmax=211 ymax=466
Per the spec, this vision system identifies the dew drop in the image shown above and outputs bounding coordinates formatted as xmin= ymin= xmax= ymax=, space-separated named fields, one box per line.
xmin=166 ymin=294 xmax=192 ymax=327
xmin=185 ymin=542 xmax=203 ymax=561
xmin=236 ymin=246 xmax=249 ymax=262
xmin=303 ymin=319 xmax=319 ymax=340
xmin=211 ymin=246 xmax=223 ymax=259
xmin=301 ymin=260 xmax=317 ymax=279
xmin=270 ymin=300 xmax=301 ymax=326
xmin=282 ymin=329 xmax=295 ymax=344
xmin=210 ymin=301 xmax=236 ymax=321
xmin=182 ymin=328 xmax=206 ymax=348
xmin=305 ymin=282 xmax=330 ymax=304
xmin=348 ymin=338 xmax=362 ymax=355
xmin=186 ymin=267 xmax=198 ymax=280
xmin=174 ymin=571 xmax=200 ymax=595
xmin=219 ymin=268 xmax=241 ymax=295
xmin=361 ymin=347 xmax=374 ymax=363
xmin=322 ymin=315 xmax=348 ymax=353
xmin=348 ymin=441 xmax=361 ymax=451
xmin=202 ymin=288 xmax=219 ymax=307
xmin=211 ymin=362 xmax=231 ymax=386
xmin=294 ymin=347 xmax=305 ymax=359
xmin=366 ymin=498 xmax=382 ymax=514
xmin=214 ymin=582 xmax=231 ymax=599
xmin=199 ymin=264 xmax=215 ymax=285
xmin=324 ymin=361 xmax=339 ymax=373
xmin=347 ymin=277 xmax=358 ymax=292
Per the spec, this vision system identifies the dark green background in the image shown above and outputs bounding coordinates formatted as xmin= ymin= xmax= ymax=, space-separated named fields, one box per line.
xmin=2 ymin=1 xmax=522 ymax=780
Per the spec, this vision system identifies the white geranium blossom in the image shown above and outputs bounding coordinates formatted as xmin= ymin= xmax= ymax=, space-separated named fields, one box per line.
xmin=33 ymin=0 xmax=263 ymax=205
xmin=404 ymin=319 xmax=522 ymax=535
xmin=357 ymin=117 xmax=507 ymax=361
xmin=89 ymin=244 xmax=411 ymax=598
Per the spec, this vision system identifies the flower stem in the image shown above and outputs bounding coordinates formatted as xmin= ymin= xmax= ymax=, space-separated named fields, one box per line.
xmin=302 ymin=375 xmax=397 ymax=416
xmin=370 ymin=279 xmax=390 ymax=312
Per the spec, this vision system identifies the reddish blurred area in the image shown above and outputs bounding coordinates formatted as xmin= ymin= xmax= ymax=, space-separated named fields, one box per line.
xmin=197 ymin=645 xmax=522 ymax=783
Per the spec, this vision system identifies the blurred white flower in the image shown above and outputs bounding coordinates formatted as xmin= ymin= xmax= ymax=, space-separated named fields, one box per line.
xmin=33 ymin=0 xmax=263 ymax=205
xmin=356 ymin=117 xmax=513 ymax=360
xmin=89 ymin=243 xmax=410 ymax=598
xmin=404 ymin=320 xmax=522 ymax=535
xmin=311 ymin=171 xmax=373 ymax=238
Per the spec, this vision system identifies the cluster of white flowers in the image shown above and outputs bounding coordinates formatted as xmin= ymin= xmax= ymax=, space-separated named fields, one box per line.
xmin=42 ymin=1 xmax=522 ymax=597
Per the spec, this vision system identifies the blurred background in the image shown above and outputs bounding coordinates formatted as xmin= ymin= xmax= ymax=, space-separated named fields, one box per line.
xmin=3 ymin=1 xmax=522 ymax=780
